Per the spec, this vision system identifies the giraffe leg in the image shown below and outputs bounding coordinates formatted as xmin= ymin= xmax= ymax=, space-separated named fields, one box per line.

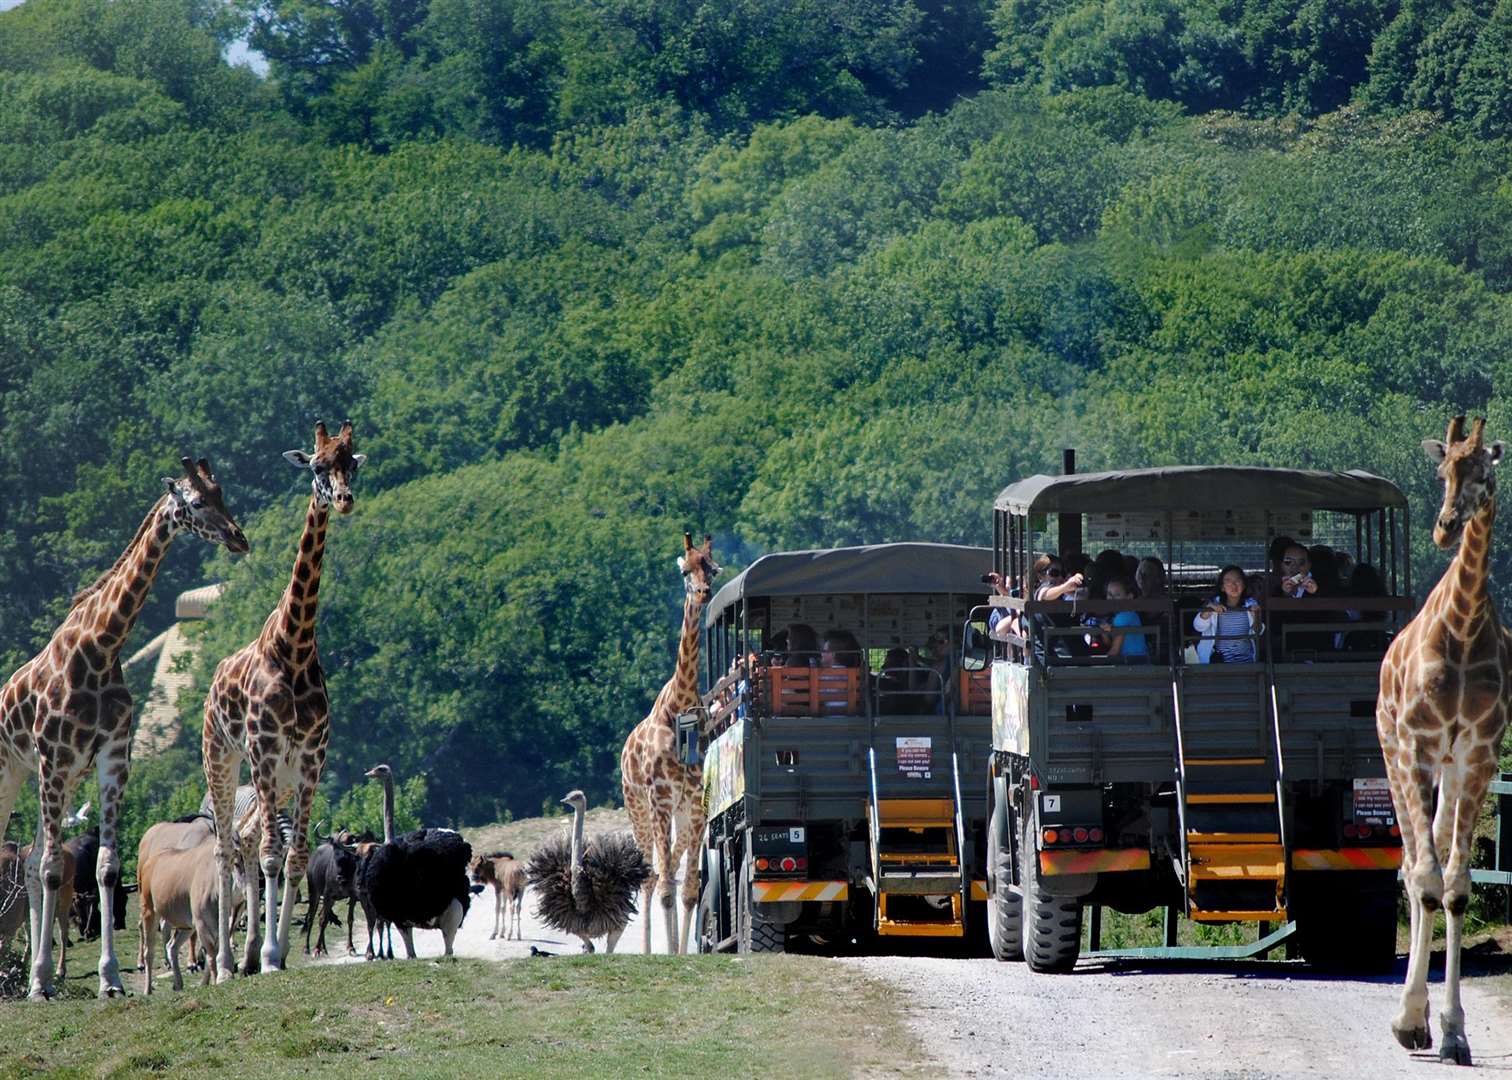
xmin=1436 ymin=767 xmax=1491 ymax=1066
xmin=674 ymin=797 xmax=707 ymax=955
xmin=249 ymin=753 xmax=285 ymax=974
xmin=653 ymin=811 xmax=678 ymax=955
xmin=93 ymin=728 xmax=130 ymax=998
xmin=625 ymin=787 xmax=658 ymax=953
xmin=1391 ymin=746 xmax=1440 ymax=1051
xmin=28 ymin=757 xmax=74 ymax=1001
xmin=274 ymin=770 xmax=319 ymax=968
xmin=203 ymin=729 xmax=242 ymax=984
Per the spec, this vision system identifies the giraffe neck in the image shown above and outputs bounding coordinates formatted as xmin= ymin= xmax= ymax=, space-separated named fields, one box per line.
xmin=71 ymin=496 xmax=178 ymax=665
xmin=657 ymin=592 xmax=704 ymax=728
xmin=1440 ymin=498 xmax=1497 ymax=636
xmin=266 ymin=494 xmax=328 ymax=654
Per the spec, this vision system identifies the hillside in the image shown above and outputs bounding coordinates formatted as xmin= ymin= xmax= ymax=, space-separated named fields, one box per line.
xmin=1 ymin=0 xmax=1511 ymax=836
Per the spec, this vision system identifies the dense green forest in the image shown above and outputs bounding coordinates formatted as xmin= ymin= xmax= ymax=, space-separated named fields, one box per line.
xmin=3 ymin=0 xmax=1512 ymax=833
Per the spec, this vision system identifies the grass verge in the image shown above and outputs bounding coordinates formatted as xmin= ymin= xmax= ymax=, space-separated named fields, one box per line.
xmin=0 ymin=951 xmax=921 ymax=1080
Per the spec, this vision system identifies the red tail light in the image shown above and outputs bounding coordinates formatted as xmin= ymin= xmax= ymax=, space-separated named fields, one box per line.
xmin=795 ymin=856 xmax=807 ymax=870
xmin=1389 ymin=824 xmax=1401 ymax=837
xmin=1357 ymin=825 xmax=1373 ymax=839
xmin=756 ymin=857 xmax=770 ymax=871
xmin=1043 ymin=829 xmax=1058 ymax=845
xmin=779 ymin=856 xmax=797 ymax=872
xmin=1072 ymin=827 xmax=1089 ymax=843
xmin=1343 ymin=824 xmax=1357 ymax=839
xmin=1088 ymin=827 xmax=1104 ymax=843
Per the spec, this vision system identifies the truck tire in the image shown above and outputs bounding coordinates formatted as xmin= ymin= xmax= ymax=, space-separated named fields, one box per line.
xmin=1019 ymin=816 xmax=1082 ymax=973
xmin=987 ymin=811 xmax=1023 ymax=962
xmin=738 ymin=853 xmax=786 ymax=954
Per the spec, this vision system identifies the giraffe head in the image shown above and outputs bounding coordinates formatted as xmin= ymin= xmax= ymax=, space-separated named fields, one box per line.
xmin=283 ymin=419 xmax=366 ymax=515
xmin=1424 ymin=415 xmax=1505 ymax=548
xmin=162 ymin=457 xmax=249 ymax=553
xmin=676 ymin=532 xmax=721 ymax=605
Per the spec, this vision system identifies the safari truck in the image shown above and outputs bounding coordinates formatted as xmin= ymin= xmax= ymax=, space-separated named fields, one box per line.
xmin=689 ymin=543 xmax=996 ymax=954
xmin=984 ymin=465 xmax=1411 ymax=972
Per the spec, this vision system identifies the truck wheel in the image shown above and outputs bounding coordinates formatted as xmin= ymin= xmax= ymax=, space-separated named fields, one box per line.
xmin=987 ymin=811 xmax=1023 ymax=962
xmin=1019 ymin=816 xmax=1082 ymax=973
xmin=738 ymin=854 xmax=786 ymax=954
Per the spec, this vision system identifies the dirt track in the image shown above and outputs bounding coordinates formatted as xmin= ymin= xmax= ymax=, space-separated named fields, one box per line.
xmin=316 ymin=834 xmax=1512 ymax=1079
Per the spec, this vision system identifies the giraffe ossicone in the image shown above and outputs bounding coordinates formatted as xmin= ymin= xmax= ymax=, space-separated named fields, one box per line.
xmin=1379 ymin=414 xmax=1511 ymax=1066
xmin=202 ymin=419 xmax=364 ymax=981
xmin=621 ymin=531 xmax=721 ymax=954
xmin=0 ymin=457 xmax=246 ymax=1000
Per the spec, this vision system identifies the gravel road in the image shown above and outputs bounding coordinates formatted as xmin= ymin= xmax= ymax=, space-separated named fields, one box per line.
xmin=843 ymin=952 xmax=1512 ymax=1079
xmin=314 ymin=845 xmax=1512 ymax=1079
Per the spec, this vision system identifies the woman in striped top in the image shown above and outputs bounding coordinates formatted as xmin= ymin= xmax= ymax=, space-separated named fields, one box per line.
xmin=1192 ymin=565 xmax=1261 ymax=663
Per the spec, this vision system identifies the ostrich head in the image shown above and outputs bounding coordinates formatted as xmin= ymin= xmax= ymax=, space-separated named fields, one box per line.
xmin=559 ymin=790 xmax=587 ymax=813
xmin=364 ymin=764 xmax=391 ymax=781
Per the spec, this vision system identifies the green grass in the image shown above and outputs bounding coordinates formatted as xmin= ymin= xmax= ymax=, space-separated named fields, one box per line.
xmin=0 ymin=894 xmax=921 ymax=1080
xmin=1 ymin=952 xmax=920 ymax=1079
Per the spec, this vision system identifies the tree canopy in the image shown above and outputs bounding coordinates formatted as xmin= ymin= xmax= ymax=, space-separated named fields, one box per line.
xmin=1 ymin=0 xmax=1510 ymax=830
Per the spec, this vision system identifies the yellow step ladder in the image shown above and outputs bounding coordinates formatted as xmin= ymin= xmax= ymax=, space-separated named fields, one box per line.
xmin=1183 ymin=758 xmax=1286 ymax=921
xmin=868 ymin=798 xmax=964 ymax=937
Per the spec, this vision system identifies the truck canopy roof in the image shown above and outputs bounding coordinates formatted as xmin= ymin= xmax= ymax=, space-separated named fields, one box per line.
xmin=706 ymin=542 xmax=991 ymax=627
xmin=994 ymin=466 xmax=1406 ymax=515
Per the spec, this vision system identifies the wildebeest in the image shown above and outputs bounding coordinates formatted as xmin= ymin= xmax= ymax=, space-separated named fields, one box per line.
xmin=304 ymin=835 xmax=360 ymax=957
xmin=65 ymin=829 xmax=131 ymax=940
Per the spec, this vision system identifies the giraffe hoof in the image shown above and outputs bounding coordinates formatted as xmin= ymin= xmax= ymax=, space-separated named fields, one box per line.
xmin=1394 ymin=1024 xmax=1432 ymax=1051
xmin=1439 ymin=1037 xmax=1472 ymax=1066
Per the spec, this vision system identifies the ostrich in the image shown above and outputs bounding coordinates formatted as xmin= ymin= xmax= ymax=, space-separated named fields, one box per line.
xmin=527 ymin=790 xmax=653 ymax=953
xmin=356 ymin=764 xmax=473 ymax=959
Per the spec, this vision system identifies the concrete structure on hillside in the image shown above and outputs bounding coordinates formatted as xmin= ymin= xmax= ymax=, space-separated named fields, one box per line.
xmin=125 ymin=583 xmax=224 ymax=758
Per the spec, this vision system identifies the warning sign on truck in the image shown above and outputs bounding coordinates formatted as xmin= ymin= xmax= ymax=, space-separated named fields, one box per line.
xmin=897 ymin=736 xmax=932 ymax=779
xmin=1353 ymin=777 xmax=1396 ymax=827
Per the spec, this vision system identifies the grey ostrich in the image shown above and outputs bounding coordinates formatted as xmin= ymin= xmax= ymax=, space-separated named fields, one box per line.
xmin=526 ymin=790 xmax=652 ymax=953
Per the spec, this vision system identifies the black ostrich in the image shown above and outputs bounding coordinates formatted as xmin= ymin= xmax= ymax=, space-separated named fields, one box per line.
xmin=526 ymin=790 xmax=652 ymax=953
xmin=355 ymin=764 xmax=472 ymax=959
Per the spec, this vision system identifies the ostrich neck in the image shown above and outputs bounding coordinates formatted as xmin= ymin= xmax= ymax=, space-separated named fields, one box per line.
xmin=381 ymin=776 xmax=395 ymax=844
xmin=569 ymin=804 xmax=585 ymax=896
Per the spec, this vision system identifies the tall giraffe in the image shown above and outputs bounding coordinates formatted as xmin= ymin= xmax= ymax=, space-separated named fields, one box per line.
xmin=1378 ymin=415 xmax=1512 ymax=1065
xmin=202 ymin=420 xmax=365 ymax=978
xmin=621 ymin=532 xmax=720 ymax=954
xmin=0 ymin=459 xmax=247 ymax=999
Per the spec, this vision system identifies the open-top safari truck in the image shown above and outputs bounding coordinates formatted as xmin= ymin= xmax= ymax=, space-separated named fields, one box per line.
xmin=689 ymin=543 xmax=996 ymax=953
xmin=985 ymin=465 xmax=1411 ymax=972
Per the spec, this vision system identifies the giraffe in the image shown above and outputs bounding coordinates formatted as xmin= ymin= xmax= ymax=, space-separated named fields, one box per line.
xmin=1378 ymin=414 xmax=1512 ymax=1065
xmin=621 ymin=532 xmax=720 ymax=954
xmin=202 ymin=420 xmax=365 ymax=979
xmin=0 ymin=459 xmax=247 ymax=999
